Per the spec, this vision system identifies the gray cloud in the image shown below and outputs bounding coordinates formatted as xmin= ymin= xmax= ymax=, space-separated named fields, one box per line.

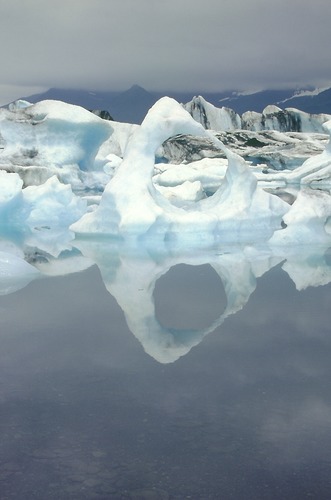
xmin=0 ymin=0 xmax=331 ymax=103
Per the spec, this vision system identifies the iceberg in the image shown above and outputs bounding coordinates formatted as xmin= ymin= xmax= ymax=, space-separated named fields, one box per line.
xmin=0 ymin=171 xmax=86 ymax=231
xmin=0 ymin=96 xmax=329 ymax=248
xmin=184 ymin=95 xmax=241 ymax=131
xmin=269 ymin=187 xmax=331 ymax=246
xmin=0 ymin=95 xmax=329 ymax=364
xmin=0 ymin=100 xmax=111 ymax=171
xmin=0 ymin=170 xmax=86 ymax=257
xmin=253 ymin=119 xmax=331 ymax=188
xmin=71 ymin=97 xmax=288 ymax=244
xmin=0 ymin=99 xmax=136 ymax=189
xmin=184 ymin=95 xmax=331 ymax=133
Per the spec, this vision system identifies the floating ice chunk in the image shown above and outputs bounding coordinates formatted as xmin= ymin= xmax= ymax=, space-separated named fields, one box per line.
xmin=0 ymin=100 xmax=140 ymax=188
xmin=184 ymin=95 xmax=241 ymax=131
xmin=155 ymin=180 xmax=205 ymax=204
xmin=0 ymin=170 xmax=23 ymax=204
xmin=23 ymin=175 xmax=87 ymax=229
xmin=0 ymin=169 xmax=23 ymax=202
xmin=0 ymin=100 xmax=112 ymax=173
xmin=72 ymin=97 xmax=288 ymax=243
xmin=0 ymin=171 xmax=26 ymax=226
xmin=184 ymin=96 xmax=331 ymax=133
xmin=8 ymin=99 xmax=32 ymax=111
xmin=0 ymin=172 xmax=86 ymax=249
xmin=103 ymin=153 xmax=123 ymax=173
xmin=257 ymin=120 xmax=331 ymax=186
xmin=153 ymin=158 xmax=228 ymax=194
xmin=286 ymin=120 xmax=331 ymax=185
xmin=269 ymin=187 xmax=331 ymax=246
xmin=241 ymin=105 xmax=331 ymax=133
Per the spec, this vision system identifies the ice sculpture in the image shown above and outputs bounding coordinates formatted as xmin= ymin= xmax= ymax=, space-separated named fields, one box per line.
xmin=71 ymin=98 xmax=288 ymax=243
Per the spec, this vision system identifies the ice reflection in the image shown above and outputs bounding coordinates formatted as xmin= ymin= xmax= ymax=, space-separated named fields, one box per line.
xmin=73 ymin=241 xmax=282 ymax=363
xmin=1 ymin=229 xmax=331 ymax=364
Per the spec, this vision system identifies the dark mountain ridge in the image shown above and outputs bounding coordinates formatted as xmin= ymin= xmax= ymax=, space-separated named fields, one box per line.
xmin=10 ymin=84 xmax=331 ymax=124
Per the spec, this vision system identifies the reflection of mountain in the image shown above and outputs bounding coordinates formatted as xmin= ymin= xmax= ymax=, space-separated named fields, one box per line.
xmin=0 ymin=233 xmax=331 ymax=362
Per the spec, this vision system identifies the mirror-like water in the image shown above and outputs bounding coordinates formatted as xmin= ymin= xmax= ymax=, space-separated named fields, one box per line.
xmin=0 ymin=252 xmax=331 ymax=499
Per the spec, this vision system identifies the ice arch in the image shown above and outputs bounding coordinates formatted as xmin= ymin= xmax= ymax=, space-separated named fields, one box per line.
xmin=71 ymin=98 xmax=288 ymax=244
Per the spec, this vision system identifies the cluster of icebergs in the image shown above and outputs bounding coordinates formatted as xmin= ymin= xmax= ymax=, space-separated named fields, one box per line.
xmin=0 ymin=95 xmax=330 ymax=361
xmin=0 ymin=96 xmax=330 ymax=247
xmin=184 ymin=95 xmax=331 ymax=133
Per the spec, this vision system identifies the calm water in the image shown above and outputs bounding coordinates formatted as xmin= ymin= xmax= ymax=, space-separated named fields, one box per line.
xmin=0 ymin=244 xmax=331 ymax=499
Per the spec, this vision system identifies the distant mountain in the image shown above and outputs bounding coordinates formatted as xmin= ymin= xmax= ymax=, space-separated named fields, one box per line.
xmin=20 ymin=87 xmax=120 ymax=112
xmin=277 ymin=87 xmax=331 ymax=114
xmin=12 ymin=84 xmax=331 ymax=124
xmin=213 ymin=90 xmax=299 ymax=114
xmin=108 ymin=84 xmax=157 ymax=124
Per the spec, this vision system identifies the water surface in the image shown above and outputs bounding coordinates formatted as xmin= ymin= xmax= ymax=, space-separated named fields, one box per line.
xmin=0 ymin=248 xmax=331 ymax=499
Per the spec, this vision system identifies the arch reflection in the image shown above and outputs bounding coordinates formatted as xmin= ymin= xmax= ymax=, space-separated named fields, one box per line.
xmin=0 ymin=233 xmax=331 ymax=364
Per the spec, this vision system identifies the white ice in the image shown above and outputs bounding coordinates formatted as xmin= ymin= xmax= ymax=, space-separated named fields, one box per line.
xmin=0 ymin=99 xmax=136 ymax=189
xmin=254 ymin=120 xmax=331 ymax=187
xmin=269 ymin=187 xmax=331 ymax=246
xmin=0 ymin=96 xmax=330 ymax=363
xmin=71 ymin=97 xmax=288 ymax=244
xmin=184 ymin=95 xmax=331 ymax=134
xmin=0 ymin=170 xmax=86 ymax=229
xmin=0 ymin=97 xmax=330 ymax=248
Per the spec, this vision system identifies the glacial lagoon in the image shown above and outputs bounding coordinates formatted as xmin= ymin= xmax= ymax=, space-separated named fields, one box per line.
xmin=0 ymin=242 xmax=331 ymax=499
xmin=0 ymin=96 xmax=331 ymax=499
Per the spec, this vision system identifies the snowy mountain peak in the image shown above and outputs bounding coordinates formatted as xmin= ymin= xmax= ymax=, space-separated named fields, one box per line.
xmin=129 ymin=84 xmax=147 ymax=91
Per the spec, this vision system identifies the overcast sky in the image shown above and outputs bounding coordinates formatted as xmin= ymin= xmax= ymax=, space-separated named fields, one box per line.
xmin=0 ymin=0 xmax=331 ymax=104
